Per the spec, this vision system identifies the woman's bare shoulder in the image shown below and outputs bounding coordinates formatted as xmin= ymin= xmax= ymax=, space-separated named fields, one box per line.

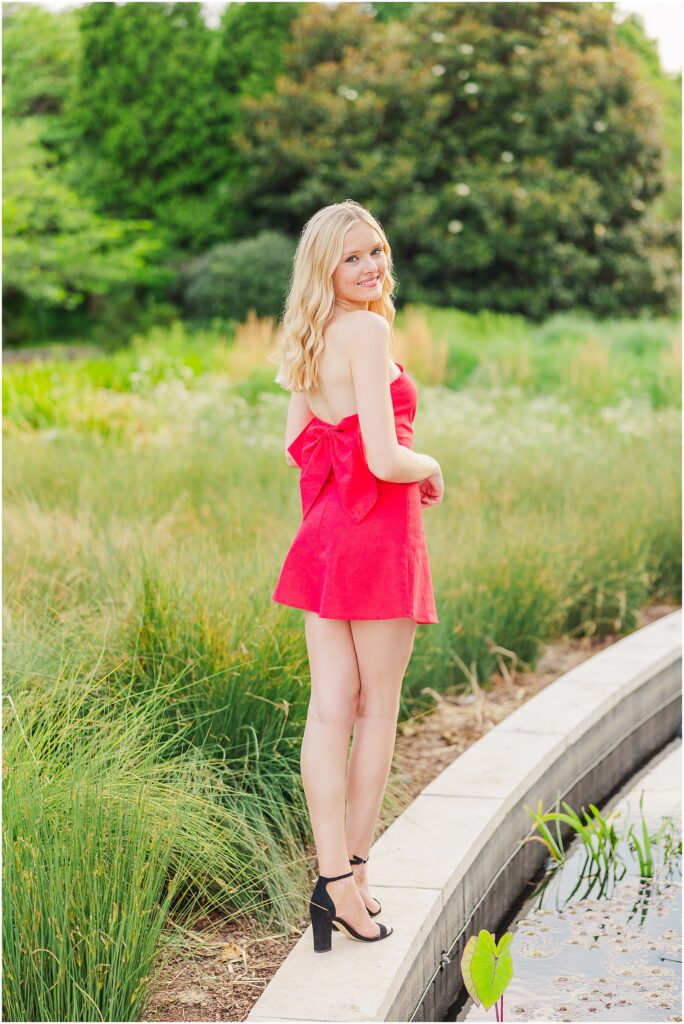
xmin=327 ymin=309 xmax=389 ymax=342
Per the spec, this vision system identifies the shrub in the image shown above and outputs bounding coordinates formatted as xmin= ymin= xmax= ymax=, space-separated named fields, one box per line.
xmin=179 ymin=230 xmax=296 ymax=322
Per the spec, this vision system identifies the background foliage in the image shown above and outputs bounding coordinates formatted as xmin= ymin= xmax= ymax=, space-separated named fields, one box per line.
xmin=2 ymin=1 xmax=681 ymax=340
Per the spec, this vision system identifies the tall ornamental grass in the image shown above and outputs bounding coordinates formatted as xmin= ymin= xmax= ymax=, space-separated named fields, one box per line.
xmin=2 ymin=657 xmax=312 ymax=1021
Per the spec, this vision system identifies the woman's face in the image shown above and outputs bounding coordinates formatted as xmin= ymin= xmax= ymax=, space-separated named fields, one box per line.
xmin=331 ymin=222 xmax=387 ymax=312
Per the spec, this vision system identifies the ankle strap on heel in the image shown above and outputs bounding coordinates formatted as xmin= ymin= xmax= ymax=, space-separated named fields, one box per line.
xmin=349 ymin=854 xmax=369 ymax=865
xmin=318 ymin=869 xmax=353 ymax=882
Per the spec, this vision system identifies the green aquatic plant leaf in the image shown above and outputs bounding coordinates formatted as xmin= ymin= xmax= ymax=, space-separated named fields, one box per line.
xmin=460 ymin=934 xmax=481 ymax=1007
xmin=586 ymin=804 xmax=612 ymax=869
xmin=639 ymin=792 xmax=653 ymax=874
xmin=523 ymin=803 xmax=565 ymax=861
xmin=520 ymin=831 xmax=565 ymax=862
xmin=628 ymin=823 xmax=647 ymax=874
xmin=468 ymin=929 xmax=514 ymax=1011
xmin=588 ymin=802 xmax=612 ymax=835
xmin=627 ymin=791 xmax=657 ymax=877
xmin=547 ymin=806 xmax=594 ymax=848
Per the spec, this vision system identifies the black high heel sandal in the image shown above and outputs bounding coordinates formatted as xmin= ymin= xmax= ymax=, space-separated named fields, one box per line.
xmin=331 ymin=853 xmax=381 ymax=931
xmin=349 ymin=853 xmax=382 ymax=915
xmin=309 ymin=868 xmax=393 ymax=953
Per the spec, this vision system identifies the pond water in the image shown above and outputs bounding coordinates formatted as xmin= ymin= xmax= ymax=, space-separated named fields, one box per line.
xmin=452 ymin=741 xmax=682 ymax=1023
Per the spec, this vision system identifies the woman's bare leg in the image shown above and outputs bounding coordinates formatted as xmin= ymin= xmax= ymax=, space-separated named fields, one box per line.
xmin=301 ymin=610 xmax=382 ymax=937
xmin=345 ymin=617 xmax=417 ymax=910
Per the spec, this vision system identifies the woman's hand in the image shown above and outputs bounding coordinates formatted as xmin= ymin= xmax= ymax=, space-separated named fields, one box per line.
xmin=418 ymin=466 xmax=444 ymax=507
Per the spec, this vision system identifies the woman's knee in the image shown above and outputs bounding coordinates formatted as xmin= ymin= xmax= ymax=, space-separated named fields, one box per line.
xmin=349 ymin=617 xmax=415 ymax=720
xmin=356 ymin=686 xmax=400 ymax=721
xmin=308 ymin=689 xmax=360 ymax=730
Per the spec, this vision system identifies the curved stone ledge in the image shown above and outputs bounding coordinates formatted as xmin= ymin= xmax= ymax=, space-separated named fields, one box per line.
xmin=247 ymin=610 xmax=682 ymax=1023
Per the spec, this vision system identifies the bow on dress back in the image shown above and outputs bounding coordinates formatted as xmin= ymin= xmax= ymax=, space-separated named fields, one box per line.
xmin=287 ymin=415 xmax=378 ymax=524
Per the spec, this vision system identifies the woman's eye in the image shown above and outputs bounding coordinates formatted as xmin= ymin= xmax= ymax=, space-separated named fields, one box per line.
xmin=347 ymin=248 xmax=383 ymax=263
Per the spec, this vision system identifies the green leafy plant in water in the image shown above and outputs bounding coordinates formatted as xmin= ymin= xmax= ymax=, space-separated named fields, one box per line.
xmin=523 ymin=793 xmax=622 ymax=873
xmin=522 ymin=797 xmax=567 ymax=863
xmin=524 ymin=789 xmax=682 ymax=888
xmin=461 ymin=929 xmax=513 ymax=1021
xmin=626 ymin=792 xmax=682 ymax=879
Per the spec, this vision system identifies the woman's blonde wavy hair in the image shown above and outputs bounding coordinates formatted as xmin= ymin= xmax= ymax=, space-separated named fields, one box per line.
xmin=269 ymin=200 xmax=397 ymax=393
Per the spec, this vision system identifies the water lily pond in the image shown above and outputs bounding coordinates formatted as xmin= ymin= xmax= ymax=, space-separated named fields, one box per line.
xmin=453 ymin=745 xmax=682 ymax=1023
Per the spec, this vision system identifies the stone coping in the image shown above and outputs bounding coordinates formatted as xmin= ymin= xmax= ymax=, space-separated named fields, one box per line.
xmin=247 ymin=610 xmax=682 ymax=1023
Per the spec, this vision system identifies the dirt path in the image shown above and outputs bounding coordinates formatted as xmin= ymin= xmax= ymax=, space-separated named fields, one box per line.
xmin=142 ymin=603 xmax=679 ymax=1023
xmin=2 ymin=344 xmax=102 ymax=363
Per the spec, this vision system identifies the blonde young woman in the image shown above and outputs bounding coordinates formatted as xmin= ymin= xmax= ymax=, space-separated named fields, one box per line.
xmin=271 ymin=200 xmax=444 ymax=952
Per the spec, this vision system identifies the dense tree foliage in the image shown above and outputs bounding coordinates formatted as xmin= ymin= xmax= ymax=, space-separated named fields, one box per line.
xmin=2 ymin=0 xmax=680 ymax=342
xmin=614 ymin=5 xmax=682 ymax=226
xmin=233 ymin=1 xmax=680 ymax=318
xmin=2 ymin=2 xmax=78 ymax=119
xmin=2 ymin=4 xmax=169 ymax=344
xmin=211 ymin=1 xmax=306 ymax=237
xmin=3 ymin=120 xmax=167 ymax=340
xmin=68 ymin=2 xmax=230 ymax=251
xmin=68 ymin=2 xmax=304 ymax=247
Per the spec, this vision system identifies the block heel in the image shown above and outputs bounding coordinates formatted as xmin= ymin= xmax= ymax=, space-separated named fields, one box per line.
xmin=310 ymin=898 xmax=334 ymax=952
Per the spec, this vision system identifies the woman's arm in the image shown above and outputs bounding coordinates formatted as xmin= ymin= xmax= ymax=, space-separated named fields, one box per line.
xmin=284 ymin=389 xmax=314 ymax=467
xmin=343 ymin=313 xmax=440 ymax=483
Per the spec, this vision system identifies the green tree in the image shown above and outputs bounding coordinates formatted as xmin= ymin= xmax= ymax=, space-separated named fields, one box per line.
xmin=3 ymin=119 xmax=167 ymax=344
xmin=614 ymin=5 xmax=682 ymax=226
xmin=211 ymin=1 xmax=306 ymax=236
xmin=68 ymin=2 xmax=231 ymax=252
xmin=1 ymin=3 xmax=84 ymax=172
xmin=368 ymin=2 xmax=417 ymax=25
xmin=214 ymin=1 xmax=305 ymax=99
xmin=2 ymin=4 xmax=172 ymax=345
xmin=233 ymin=1 xmax=680 ymax=318
xmin=2 ymin=2 xmax=78 ymax=119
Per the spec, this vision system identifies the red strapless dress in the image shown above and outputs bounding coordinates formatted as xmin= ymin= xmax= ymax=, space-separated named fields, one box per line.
xmin=271 ymin=362 xmax=439 ymax=624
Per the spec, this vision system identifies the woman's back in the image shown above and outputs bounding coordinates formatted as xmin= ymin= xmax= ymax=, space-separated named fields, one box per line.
xmin=305 ymin=311 xmax=401 ymax=426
